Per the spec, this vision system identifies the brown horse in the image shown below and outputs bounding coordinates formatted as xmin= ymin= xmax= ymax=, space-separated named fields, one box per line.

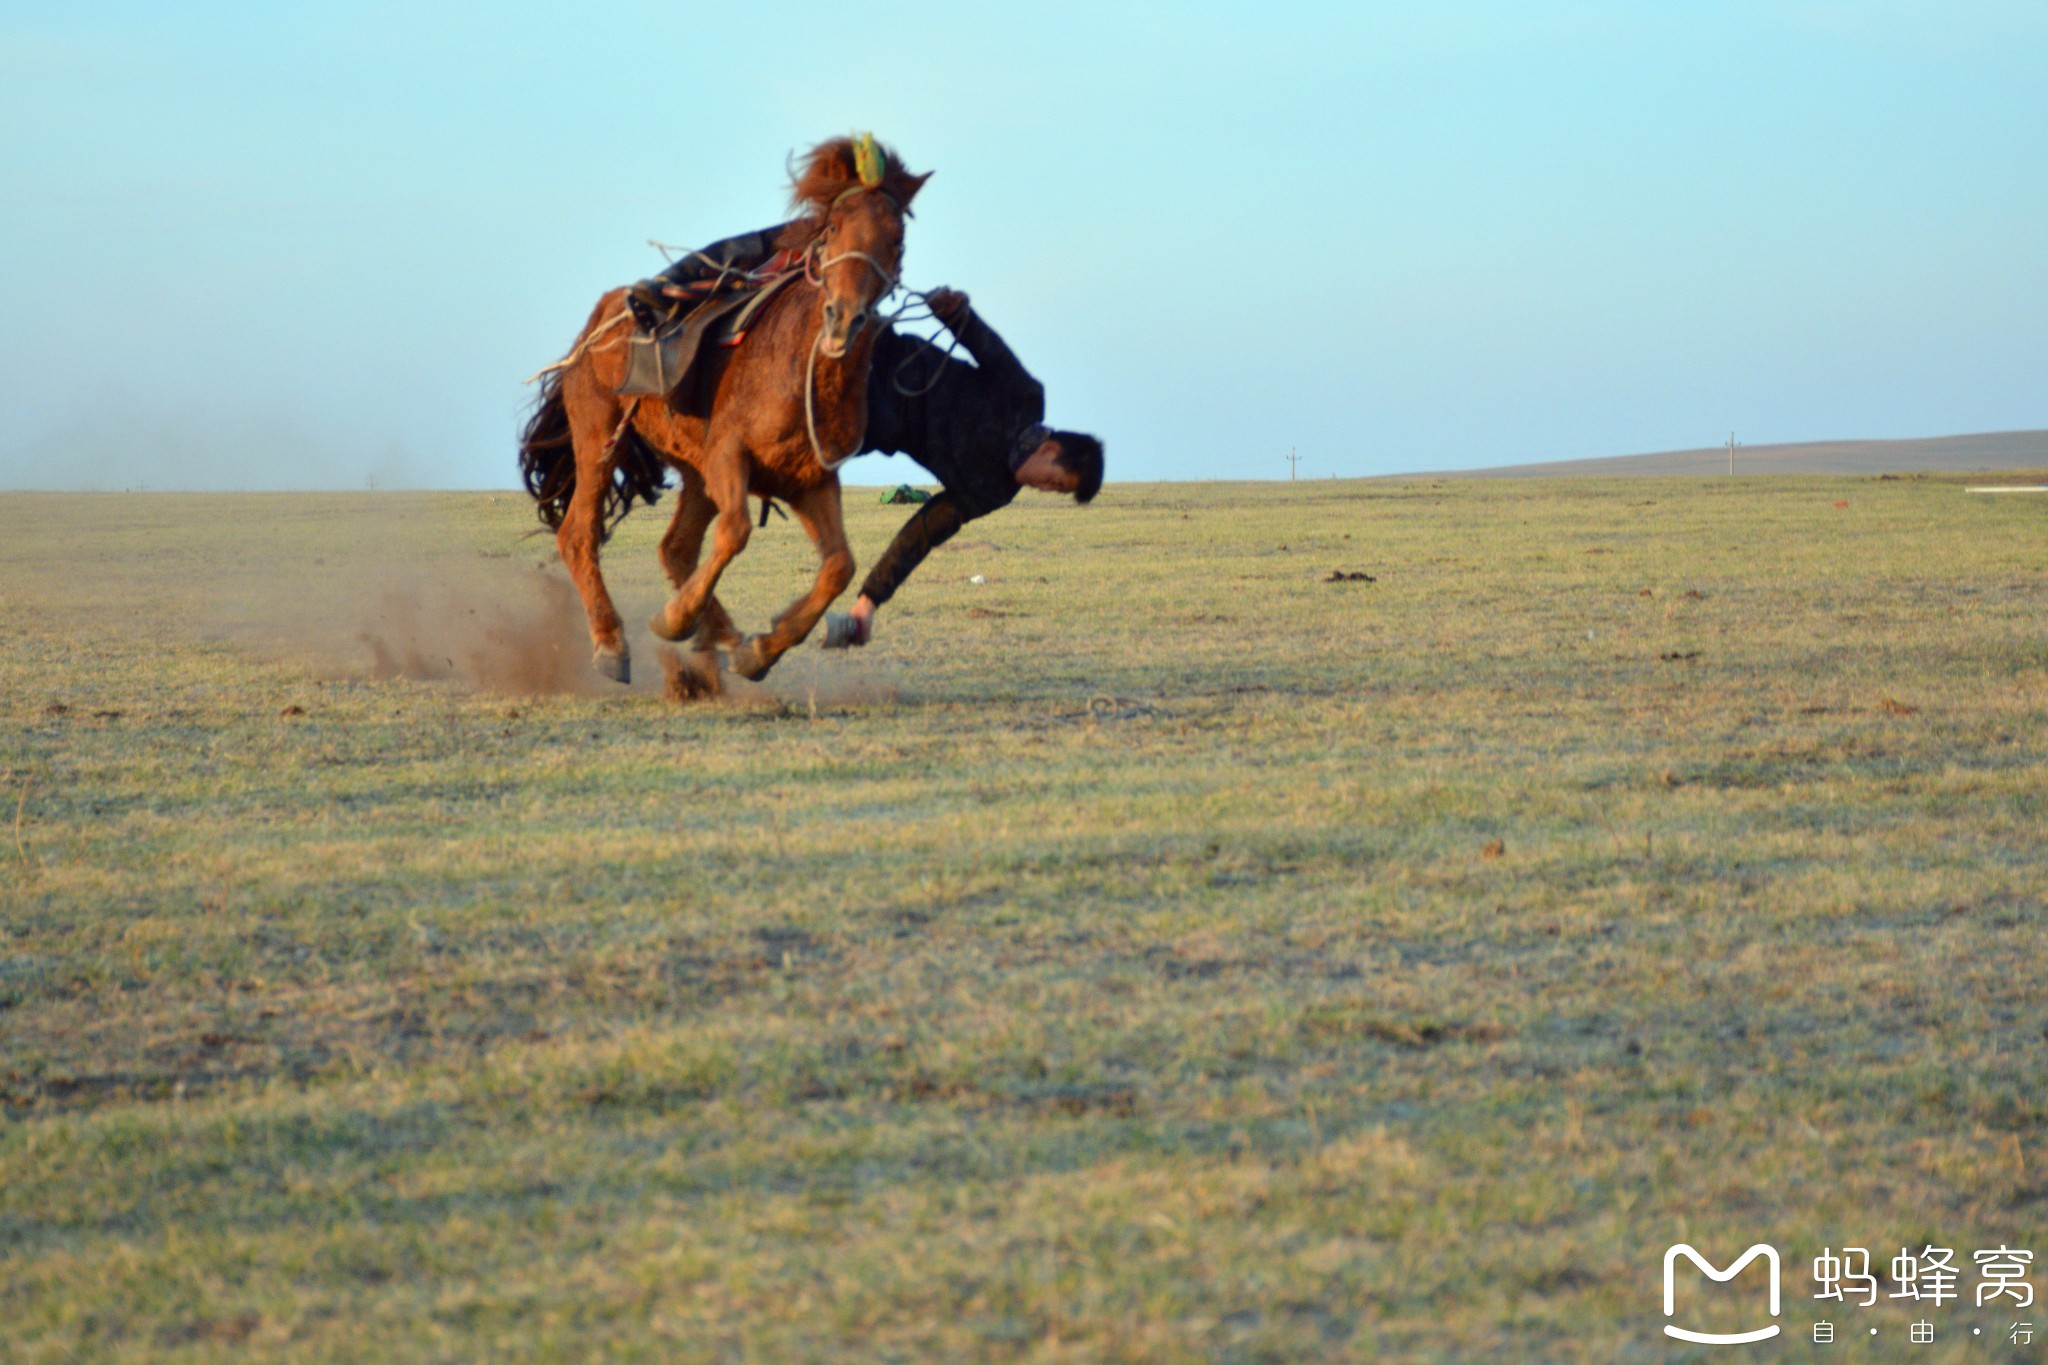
xmin=520 ymin=137 xmax=929 ymax=684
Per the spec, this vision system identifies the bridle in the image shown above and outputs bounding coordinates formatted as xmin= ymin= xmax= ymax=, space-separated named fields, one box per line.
xmin=802 ymin=187 xmax=905 ymax=472
xmin=802 ymin=211 xmax=902 ymax=298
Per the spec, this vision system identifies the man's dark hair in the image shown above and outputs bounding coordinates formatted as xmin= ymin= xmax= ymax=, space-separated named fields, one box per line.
xmin=1050 ymin=431 xmax=1104 ymax=504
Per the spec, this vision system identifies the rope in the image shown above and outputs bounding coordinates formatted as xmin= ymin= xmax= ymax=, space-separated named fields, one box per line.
xmin=523 ymin=309 xmax=632 ymax=384
xmin=800 ymin=240 xmax=902 ymax=472
xmin=803 ymin=242 xmax=899 ymax=294
xmin=541 ymin=204 xmax=940 ymax=476
xmin=804 ymin=329 xmax=836 ymax=470
xmin=883 ymin=292 xmax=966 ymax=397
xmin=649 ymin=239 xmax=757 ymax=293
xmin=602 ymin=399 xmax=637 ymax=453
xmin=800 ymin=278 xmax=969 ymax=466
xmin=595 ymin=399 xmax=644 ymax=536
xmin=793 ymin=222 xmax=988 ymax=462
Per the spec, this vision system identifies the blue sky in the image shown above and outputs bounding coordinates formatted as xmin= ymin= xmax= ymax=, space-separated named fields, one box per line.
xmin=2 ymin=1 xmax=2043 ymax=488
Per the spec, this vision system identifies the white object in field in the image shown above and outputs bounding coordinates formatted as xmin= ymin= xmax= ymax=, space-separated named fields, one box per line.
xmin=1965 ymin=486 xmax=2048 ymax=493
xmin=969 ymin=574 xmax=987 ymax=585
xmin=820 ymin=612 xmax=858 ymax=649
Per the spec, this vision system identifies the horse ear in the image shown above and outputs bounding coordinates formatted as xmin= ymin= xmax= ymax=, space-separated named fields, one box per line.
xmin=898 ymin=170 xmax=933 ymax=208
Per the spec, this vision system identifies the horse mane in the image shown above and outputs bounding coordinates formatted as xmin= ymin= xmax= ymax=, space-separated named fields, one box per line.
xmin=776 ymin=136 xmax=927 ymax=251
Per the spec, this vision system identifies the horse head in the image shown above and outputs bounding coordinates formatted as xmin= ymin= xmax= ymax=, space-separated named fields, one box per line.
xmin=787 ymin=136 xmax=930 ymax=359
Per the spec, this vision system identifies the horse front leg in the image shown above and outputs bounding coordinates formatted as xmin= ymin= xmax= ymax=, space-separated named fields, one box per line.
xmin=656 ymin=475 xmax=741 ymax=650
xmin=728 ymin=478 xmax=852 ymax=682
xmin=650 ymin=436 xmax=750 ymax=645
xmin=557 ymin=381 xmax=631 ymax=683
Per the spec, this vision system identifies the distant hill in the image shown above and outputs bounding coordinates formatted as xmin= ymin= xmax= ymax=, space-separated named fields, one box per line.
xmin=1438 ymin=429 xmax=2048 ymax=478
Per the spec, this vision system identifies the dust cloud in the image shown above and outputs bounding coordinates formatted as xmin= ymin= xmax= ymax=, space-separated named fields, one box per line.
xmin=656 ymin=644 xmax=906 ymax=710
xmin=216 ymin=548 xmax=635 ymax=699
xmin=310 ymin=529 xmax=906 ymax=707
xmin=3 ymin=490 xmax=907 ymax=706
xmin=159 ymin=495 xmax=648 ymax=699
xmin=340 ymin=567 xmax=906 ymax=705
xmin=353 ymin=571 xmax=607 ymax=696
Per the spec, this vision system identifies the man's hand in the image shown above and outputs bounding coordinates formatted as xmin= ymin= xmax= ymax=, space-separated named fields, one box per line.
xmin=925 ymin=287 xmax=970 ymax=325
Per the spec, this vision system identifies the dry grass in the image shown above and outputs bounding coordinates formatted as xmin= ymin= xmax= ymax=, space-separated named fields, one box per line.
xmin=2 ymin=473 xmax=2045 ymax=1360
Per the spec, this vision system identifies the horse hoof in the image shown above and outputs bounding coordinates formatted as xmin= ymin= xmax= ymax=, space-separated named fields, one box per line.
xmin=729 ymin=637 xmax=774 ymax=682
xmin=648 ymin=609 xmax=687 ymax=643
xmin=594 ymin=646 xmax=631 ymax=684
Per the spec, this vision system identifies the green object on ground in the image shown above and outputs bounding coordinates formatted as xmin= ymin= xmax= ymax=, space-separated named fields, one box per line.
xmin=879 ymin=484 xmax=931 ymax=504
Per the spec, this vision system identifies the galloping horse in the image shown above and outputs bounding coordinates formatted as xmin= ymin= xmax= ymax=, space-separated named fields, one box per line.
xmin=520 ymin=136 xmax=929 ymax=684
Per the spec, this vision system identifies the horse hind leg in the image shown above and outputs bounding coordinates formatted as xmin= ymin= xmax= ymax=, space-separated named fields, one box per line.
xmin=728 ymin=479 xmax=852 ymax=682
xmin=556 ymin=378 xmax=633 ymax=682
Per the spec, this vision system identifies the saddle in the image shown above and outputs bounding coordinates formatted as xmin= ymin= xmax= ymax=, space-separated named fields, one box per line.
xmin=615 ymin=267 xmax=801 ymax=407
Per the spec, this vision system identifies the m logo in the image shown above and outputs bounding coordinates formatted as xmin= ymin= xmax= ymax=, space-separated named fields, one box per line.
xmin=1663 ymin=1243 xmax=1782 ymax=1344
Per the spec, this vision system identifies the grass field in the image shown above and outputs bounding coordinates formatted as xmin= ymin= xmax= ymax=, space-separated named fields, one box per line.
xmin=3 ymin=474 xmax=2046 ymax=1360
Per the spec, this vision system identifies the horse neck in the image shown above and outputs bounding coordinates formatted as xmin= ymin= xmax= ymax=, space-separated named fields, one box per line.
xmin=771 ymin=278 xmax=876 ymax=401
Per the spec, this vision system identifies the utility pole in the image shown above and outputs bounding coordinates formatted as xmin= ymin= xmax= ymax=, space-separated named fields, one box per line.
xmin=1287 ymin=448 xmax=1301 ymax=481
xmin=1727 ymin=432 xmax=1736 ymax=476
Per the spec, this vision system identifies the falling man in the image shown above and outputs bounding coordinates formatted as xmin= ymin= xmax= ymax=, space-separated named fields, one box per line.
xmin=825 ymin=287 xmax=1104 ymax=645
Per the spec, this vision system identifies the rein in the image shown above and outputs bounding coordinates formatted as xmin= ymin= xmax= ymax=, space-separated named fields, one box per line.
xmin=798 ymin=197 xmax=908 ymax=473
xmin=543 ymin=178 xmax=942 ymax=477
xmin=799 ymin=269 xmax=968 ymax=469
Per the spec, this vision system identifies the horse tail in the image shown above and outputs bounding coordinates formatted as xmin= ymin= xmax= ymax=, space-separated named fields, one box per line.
xmin=606 ymin=425 xmax=669 ymax=535
xmin=518 ymin=370 xmax=577 ymax=531
xmin=516 ymin=371 xmax=669 ymax=539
